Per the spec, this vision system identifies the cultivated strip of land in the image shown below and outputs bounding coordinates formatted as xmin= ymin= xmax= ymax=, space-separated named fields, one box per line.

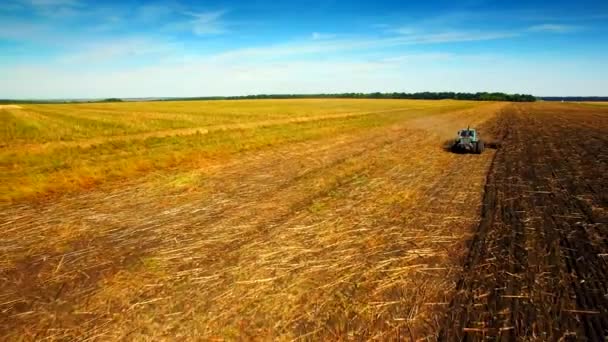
xmin=442 ymin=102 xmax=608 ymax=340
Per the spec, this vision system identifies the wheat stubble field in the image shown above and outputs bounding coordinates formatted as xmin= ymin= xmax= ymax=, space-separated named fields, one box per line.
xmin=1 ymin=99 xmax=607 ymax=340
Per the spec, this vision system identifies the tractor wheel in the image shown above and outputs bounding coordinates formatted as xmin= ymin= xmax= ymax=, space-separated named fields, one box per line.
xmin=476 ymin=141 xmax=485 ymax=154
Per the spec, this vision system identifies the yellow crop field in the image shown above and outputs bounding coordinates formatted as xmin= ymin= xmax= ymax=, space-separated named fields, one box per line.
xmin=2 ymin=99 xmax=476 ymax=202
xmin=577 ymin=101 xmax=608 ymax=106
xmin=7 ymin=100 xmax=607 ymax=340
xmin=1 ymin=99 xmax=507 ymax=339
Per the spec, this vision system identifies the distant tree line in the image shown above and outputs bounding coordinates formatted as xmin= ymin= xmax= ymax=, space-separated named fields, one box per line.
xmin=166 ymin=92 xmax=537 ymax=102
xmin=0 ymin=98 xmax=123 ymax=104
xmin=0 ymin=99 xmax=50 ymax=104
xmin=540 ymin=96 xmax=608 ymax=102
xmin=1 ymin=91 xmax=539 ymax=104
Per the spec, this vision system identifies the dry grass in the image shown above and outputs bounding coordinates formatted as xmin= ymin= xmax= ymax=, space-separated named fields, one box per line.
xmin=577 ymin=101 xmax=608 ymax=104
xmin=1 ymin=99 xmax=477 ymax=202
xmin=1 ymin=99 xmax=474 ymax=145
xmin=0 ymin=99 xmax=508 ymax=340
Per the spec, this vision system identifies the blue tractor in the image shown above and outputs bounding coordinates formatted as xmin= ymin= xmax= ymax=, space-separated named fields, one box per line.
xmin=451 ymin=128 xmax=484 ymax=154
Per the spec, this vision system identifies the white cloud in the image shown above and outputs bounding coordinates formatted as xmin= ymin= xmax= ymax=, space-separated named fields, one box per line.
xmin=202 ymin=39 xmax=363 ymax=62
xmin=184 ymin=10 xmax=227 ymax=35
xmin=528 ymin=24 xmax=581 ymax=33
xmin=394 ymin=31 xmax=519 ymax=44
xmin=380 ymin=53 xmax=454 ymax=64
xmin=58 ymin=38 xmax=178 ymax=63
xmin=382 ymin=24 xmax=520 ymax=45
xmin=204 ymin=30 xmax=516 ymax=64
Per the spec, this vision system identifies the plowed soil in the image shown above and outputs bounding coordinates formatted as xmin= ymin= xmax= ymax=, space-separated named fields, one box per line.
xmin=442 ymin=102 xmax=608 ymax=340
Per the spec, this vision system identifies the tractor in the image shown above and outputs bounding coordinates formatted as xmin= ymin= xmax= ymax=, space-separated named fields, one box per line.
xmin=451 ymin=127 xmax=484 ymax=154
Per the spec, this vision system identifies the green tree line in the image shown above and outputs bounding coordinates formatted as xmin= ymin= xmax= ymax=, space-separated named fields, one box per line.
xmin=166 ymin=92 xmax=537 ymax=102
xmin=1 ymin=92 xmax=539 ymax=104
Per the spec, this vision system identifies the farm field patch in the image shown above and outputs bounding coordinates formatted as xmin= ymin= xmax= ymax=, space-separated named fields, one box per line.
xmin=576 ymin=101 xmax=608 ymax=106
xmin=442 ymin=102 xmax=608 ymax=340
xmin=1 ymin=99 xmax=475 ymax=202
xmin=2 ymin=100 xmax=606 ymax=340
xmin=1 ymin=99 xmax=503 ymax=339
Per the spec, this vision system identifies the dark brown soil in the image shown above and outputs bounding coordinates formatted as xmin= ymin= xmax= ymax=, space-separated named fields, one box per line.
xmin=441 ymin=102 xmax=608 ymax=340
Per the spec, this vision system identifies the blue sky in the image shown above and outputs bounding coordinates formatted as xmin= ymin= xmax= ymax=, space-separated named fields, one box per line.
xmin=0 ymin=0 xmax=607 ymax=98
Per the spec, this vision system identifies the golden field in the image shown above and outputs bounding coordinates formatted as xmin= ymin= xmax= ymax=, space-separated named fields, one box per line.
xmin=2 ymin=99 xmax=478 ymax=202
xmin=578 ymin=101 xmax=608 ymax=106
xmin=1 ymin=99 xmax=507 ymax=339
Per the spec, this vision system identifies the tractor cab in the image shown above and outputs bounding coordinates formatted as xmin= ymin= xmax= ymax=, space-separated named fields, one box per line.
xmin=452 ymin=128 xmax=484 ymax=154
xmin=457 ymin=129 xmax=478 ymax=142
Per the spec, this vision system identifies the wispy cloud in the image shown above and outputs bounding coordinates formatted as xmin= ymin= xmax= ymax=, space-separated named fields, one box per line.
xmin=21 ymin=0 xmax=83 ymax=18
xmin=380 ymin=53 xmax=453 ymax=64
xmin=371 ymin=23 xmax=390 ymax=29
xmin=381 ymin=10 xmax=594 ymax=40
xmin=528 ymin=24 xmax=581 ymax=33
xmin=184 ymin=10 xmax=227 ymax=35
xmin=386 ymin=30 xmax=519 ymax=45
xmin=28 ymin=0 xmax=79 ymax=5
xmin=383 ymin=21 xmax=578 ymax=46
xmin=0 ymin=0 xmax=76 ymax=15
xmin=387 ymin=10 xmax=597 ymax=29
xmin=136 ymin=4 xmax=171 ymax=23
xmin=390 ymin=27 xmax=416 ymax=35
xmin=183 ymin=30 xmax=513 ymax=66
xmin=383 ymin=19 xmax=520 ymax=45
xmin=0 ymin=19 xmax=56 ymax=43
xmin=311 ymin=32 xmax=336 ymax=40
xmin=59 ymin=38 xmax=178 ymax=63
